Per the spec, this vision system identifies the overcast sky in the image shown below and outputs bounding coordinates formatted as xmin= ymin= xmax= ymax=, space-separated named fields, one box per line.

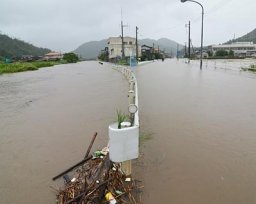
xmin=0 ymin=0 xmax=255 ymax=52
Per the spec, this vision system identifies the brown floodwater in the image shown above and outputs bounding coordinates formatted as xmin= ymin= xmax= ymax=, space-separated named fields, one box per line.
xmin=134 ymin=59 xmax=256 ymax=204
xmin=0 ymin=61 xmax=128 ymax=203
xmin=1 ymin=59 xmax=256 ymax=204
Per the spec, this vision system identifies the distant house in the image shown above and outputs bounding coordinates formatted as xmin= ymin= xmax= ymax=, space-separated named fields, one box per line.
xmin=141 ymin=45 xmax=154 ymax=61
xmin=21 ymin=55 xmax=34 ymax=61
xmin=211 ymin=42 xmax=256 ymax=57
xmin=20 ymin=55 xmax=41 ymax=61
xmin=44 ymin=52 xmax=63 ymax=61
xmin=107 ymin=37 xmax=141 ymax=61
xmin=140 ymin=44 xmax=165 ymax=60
xmin=194 ymin=50 xmax=209 ymax=59
xmin=141 ymin=45 xmax=153 ymax=52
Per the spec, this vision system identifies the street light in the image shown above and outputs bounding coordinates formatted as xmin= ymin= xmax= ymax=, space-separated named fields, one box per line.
xmin=181 ymin=0 xmax=204 ymax=69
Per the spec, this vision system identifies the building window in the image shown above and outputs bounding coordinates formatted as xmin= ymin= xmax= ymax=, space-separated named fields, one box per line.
xmin=129 ymin=41 xmax=132 ymax=45
xmin=124 ymin=42 xmax=127 ymax=45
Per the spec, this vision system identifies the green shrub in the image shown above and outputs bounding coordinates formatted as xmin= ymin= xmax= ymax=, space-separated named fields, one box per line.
xmin=63 ymin=52 xmax=79 ymax=63
xmin=215 ymin=49 xmax=228 ymax=57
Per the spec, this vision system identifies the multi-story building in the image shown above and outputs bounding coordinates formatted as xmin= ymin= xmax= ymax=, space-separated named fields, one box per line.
xmin=211 ymin=42 xmax=256 ymax=57
xmin=107 ymin=37 xmax=140 ymax=61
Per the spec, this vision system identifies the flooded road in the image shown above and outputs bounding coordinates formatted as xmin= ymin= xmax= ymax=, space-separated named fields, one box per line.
xmin=0 ymin=61 xmax=128 ymax=203
xmin=1 ymin=59 xmax=256 ymax=204
xmin=135 ymin=59 xmax=256 ymax=204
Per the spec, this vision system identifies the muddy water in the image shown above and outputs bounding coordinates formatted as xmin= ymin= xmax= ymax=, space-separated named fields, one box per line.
xmin=134 ymin=59 xmax=256 ymax=204
xmin=2 ymin=59 xmax=256 ymax=204
xmin=0 ymin=61 xmax=128 ymax=203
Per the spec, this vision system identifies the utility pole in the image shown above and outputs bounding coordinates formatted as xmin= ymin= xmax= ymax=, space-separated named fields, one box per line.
xmin=121 ymin=20 xmax=128 ymax=60
xmin=136 ymin=26 xmax=138 ymax=61
xmin=120 ymin=9 xmax=128 ymax=60
xmin=188 ymin=20 xmax=191 ymax=59
xmin=121 ymin=20 xmax=125 ymax=59
xmin=152 ymin=43 xmax=155 ymax=60
xmin=177 ymin=43 xmax=179 ymax=59
xmin=185 ymin=42 xmax=187 ymax=57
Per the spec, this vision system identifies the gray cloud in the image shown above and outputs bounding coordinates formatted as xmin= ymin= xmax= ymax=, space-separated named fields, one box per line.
xmin=0 ymin=0 xmax=255 ymax=52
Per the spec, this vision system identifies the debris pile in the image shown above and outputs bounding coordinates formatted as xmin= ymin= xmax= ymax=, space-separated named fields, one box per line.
xmin=52 ymin=133 xmax=142 ymax=204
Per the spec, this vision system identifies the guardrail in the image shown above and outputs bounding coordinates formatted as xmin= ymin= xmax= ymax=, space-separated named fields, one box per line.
xmin=112 ymin=65 xmax=139 ymax=127
xmin=109 ymin=65 xmax=140 ymax=173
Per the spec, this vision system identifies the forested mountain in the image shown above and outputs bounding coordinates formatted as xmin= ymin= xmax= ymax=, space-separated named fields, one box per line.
xmin=226 ymin=28 xmax=256 ymax=44
xmin=0 ymin=34 xmax=51 ymax=58
xmin=74 ymin=39 xmax=108 ymax=60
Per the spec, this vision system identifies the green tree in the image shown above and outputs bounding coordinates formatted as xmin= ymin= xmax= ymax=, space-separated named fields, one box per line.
xmin=215 ymin=49 xmax=228 ymax=57
xmin=63 ymin=52 xmax=79 ymax=63
xmin=228 ymin=50 xmax=234 ymax=57
xmin=207 ymin=50 xmax=213 ymax=57
xmin=154 ymin=52 xmax=163 ymax=60
xmin=98 ymin=51 xmax=109 ymax=62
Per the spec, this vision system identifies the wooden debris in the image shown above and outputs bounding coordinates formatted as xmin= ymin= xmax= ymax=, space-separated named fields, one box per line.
xmin=53 ymin=133 xmax=142 ymax=204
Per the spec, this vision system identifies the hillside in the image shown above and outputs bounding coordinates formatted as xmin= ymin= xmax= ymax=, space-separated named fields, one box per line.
xmin=139 ymin=38 xmax=181 ymax=56
xmin=226 ymin=28 xmax=256 ymax=44
xmin=74 ymin=38 xmax=183 ymax=60
xmin=74 ymin=39 xmax=108 ymax=60
xmin=0 ymin=34 xmax=51 ymax=58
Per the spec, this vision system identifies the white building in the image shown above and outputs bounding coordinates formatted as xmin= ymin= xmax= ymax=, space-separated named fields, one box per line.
xmin=44 ymin=52 xmax=63 ymax=60
xmin=211 ymin=42 xmax=256 ymax=57
xmin=107 ymin=37 xmax=140 ymax=60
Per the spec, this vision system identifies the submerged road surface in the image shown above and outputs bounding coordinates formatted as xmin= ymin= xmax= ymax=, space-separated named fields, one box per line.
xmin=0 ymin=61 xmax=128 ymax=203
xmin=134 ymin=59 xmax=256 ymax=204
xmin=1 ymin=59 xmax=256 ymax=203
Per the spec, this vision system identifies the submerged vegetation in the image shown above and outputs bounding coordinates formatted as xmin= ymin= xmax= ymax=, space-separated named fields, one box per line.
xmin=117 ymin=59 xmax=129 ymax=66
xmin=250 ymin=64 xmax=256 ymax=70
xmin=0 ymin=61 xmax=64 ymax=75
xmin=0 ymin=52 xmax=80 ymax=75
xmin=241 ymin=64 xmax=256 ymax=73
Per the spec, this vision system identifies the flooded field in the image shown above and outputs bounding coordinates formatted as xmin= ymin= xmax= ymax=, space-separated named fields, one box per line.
xmin=134 ymin=59 xmax=256 ymax=204
xmin=0 ymin=61 xmax=128 ymax=203
xmin=188 ymin=58 xmax=256 ymax=77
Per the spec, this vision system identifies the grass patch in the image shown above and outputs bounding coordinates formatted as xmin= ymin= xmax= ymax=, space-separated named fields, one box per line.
xmin=116 ymin=110 xmax=128 ymax=129
xmin=0 ymin=61 xmax=63 ymax=75
xmin=117 ymin=59 xmax=129 ymax=66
